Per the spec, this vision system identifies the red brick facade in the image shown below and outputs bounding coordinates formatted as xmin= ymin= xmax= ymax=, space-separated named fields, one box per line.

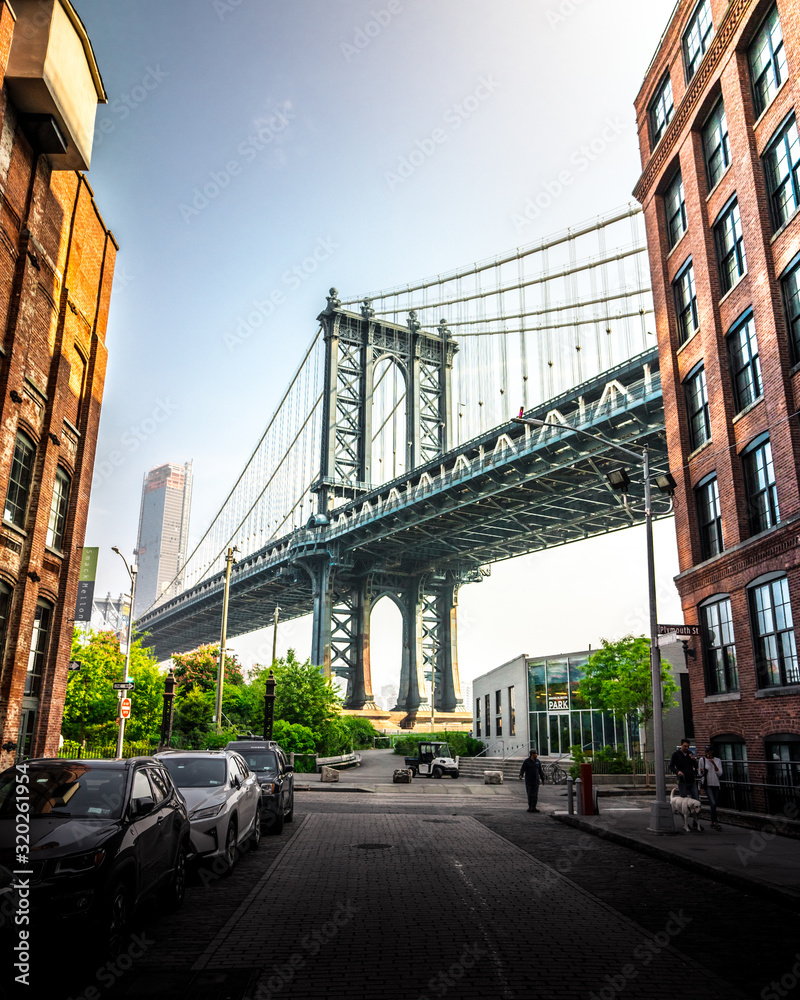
xmin=0 ymin=0 xmax=116 ymax=766
xmin=634 ymin=0 xmax=800 ymax=790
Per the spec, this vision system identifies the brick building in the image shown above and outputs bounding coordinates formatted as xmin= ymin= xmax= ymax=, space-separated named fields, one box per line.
xmin=0 ymin=0 xmax=116 ymax=763
xmin=634 ymin=0 xmax=800 ymax=809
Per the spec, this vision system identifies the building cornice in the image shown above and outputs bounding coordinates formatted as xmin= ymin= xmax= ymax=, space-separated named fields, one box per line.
xmin=633 ymin=0 xmax=754 ymax=203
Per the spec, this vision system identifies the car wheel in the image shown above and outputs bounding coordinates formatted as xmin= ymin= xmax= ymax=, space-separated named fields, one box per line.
xmin=285 ymin=793 xmax=294 ymax=823
xmin=162 ymin=843 xmax=187 ymax=911
xmin=267 ymin=807 xmax=285 ymax=835
xmin=433 ymin=766 xmax=443 ymax=779
xmin=249 ymin=811 xmax=262 ymax=850
xmin=105 ymin=880 xmax=131 ymax=958
xmin=222 ymin=822 xmax=237 ymax=876
xmin=451 ymin=771 xmax=459 ymax=779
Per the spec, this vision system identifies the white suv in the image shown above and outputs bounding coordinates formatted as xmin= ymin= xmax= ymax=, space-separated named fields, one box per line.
xmin=156 ymin=750 xmax=261 ymax=873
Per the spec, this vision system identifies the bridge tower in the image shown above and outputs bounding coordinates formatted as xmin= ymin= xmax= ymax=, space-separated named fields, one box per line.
xmin=305 ymin=290 xmax=465 ymax=714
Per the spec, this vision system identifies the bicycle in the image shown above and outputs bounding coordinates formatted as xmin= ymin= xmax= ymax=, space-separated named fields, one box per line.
xmin=543 ymin=762 xmax=568 ymax=784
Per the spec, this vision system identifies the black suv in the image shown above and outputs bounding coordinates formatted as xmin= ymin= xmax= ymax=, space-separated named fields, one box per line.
xmin=224 ymin=740 xmax=294 ymax=834
xmin=0 ymin=757 xmax=190 ymax=952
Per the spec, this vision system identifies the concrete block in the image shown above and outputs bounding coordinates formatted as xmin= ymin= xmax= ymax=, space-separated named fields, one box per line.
xmin=320 ymin=766 xmax=340 ymax=782
xmin=393 ymin=768 xmax=413 ymax=784
xmin=484 ymin=770 xmax=503 ymax=784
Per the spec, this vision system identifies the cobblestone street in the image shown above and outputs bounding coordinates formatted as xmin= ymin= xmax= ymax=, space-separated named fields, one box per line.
xmin=21 ymin=788 xmax=799 ymax=1000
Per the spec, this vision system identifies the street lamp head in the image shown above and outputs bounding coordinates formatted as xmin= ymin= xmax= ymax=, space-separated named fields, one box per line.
xmin=111 ymin=545 xmax=120 ymax=555
xmin=606 ymin=468 xmax=631 ymax=493
xmin=654 ymin=471 xmax=677 ymax=496
xmin=512 ymin=416 xmax=547 ymax=428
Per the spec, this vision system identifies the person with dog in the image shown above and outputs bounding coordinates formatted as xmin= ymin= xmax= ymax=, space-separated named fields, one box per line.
xmin=669 ymin=739 xmax=699 ymax=799
xmin=698 ymin=745 xmax=723 ymax=831
xmin=519 ymin=749 xmax=545 ymax=812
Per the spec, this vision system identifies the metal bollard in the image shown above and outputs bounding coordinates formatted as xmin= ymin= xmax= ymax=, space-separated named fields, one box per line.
xmin=566 ymin=776 xmax=574 ymax=815
xmin=575 ymin=777 xmax=583 ymax=816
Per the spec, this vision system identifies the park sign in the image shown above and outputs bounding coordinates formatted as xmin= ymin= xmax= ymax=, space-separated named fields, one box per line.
xmin=657 ymin=624 xmax=700 ymax=637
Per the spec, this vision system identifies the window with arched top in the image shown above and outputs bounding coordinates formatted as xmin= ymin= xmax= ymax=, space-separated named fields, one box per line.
xmin=749 ymin=574 xmax=798 ymax=689
xmin=699 ymin=594 xmax=737 ymax=694
xmin=4 ymin=430 xmax=35 ymax=529
xmin=46 ymin=467 xmax=71 ymax=551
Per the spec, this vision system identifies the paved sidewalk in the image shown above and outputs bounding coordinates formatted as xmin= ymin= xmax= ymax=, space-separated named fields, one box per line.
xmin=553 ymin=804 xmax=800 ymax=909
xmin=190 ymin=811 xmax=744 ymax=1000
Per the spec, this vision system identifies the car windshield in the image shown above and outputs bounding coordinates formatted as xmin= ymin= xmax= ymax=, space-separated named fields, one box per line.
xmin=435 ymin=745 xmax=451 ymax=758
xmin=241 ymin=751 xmax=278 ymax=775
xmin=0 ymin=765 xmax=126 ymax=819
xmin=160 ymin=757 xmax=227 ymax=788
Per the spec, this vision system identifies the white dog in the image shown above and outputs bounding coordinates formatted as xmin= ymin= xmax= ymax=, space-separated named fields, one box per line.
xmin=670 ymin=787 xmax=703 ymax=832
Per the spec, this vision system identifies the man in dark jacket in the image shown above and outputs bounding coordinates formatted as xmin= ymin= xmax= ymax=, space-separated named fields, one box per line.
xmin=669 ymin=739 xmax=699 ymax=799
xmin=519 ymin=750 xmax=545 ymax=812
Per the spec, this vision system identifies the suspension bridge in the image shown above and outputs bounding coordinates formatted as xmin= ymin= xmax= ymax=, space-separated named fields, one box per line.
xmin=137 ymin=204 xmax=670 ymax=716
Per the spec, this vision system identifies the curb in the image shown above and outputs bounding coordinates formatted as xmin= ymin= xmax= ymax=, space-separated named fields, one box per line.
xmin=551 ymin=811 xmax=800 ymax=912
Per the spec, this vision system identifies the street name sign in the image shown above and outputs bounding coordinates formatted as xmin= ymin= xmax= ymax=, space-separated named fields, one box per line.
xmin=657 ymin=624 xmax=700 ymax=636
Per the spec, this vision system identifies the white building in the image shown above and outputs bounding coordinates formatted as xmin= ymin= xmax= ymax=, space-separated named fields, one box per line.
xmin=472 ymin=637 xmax=693 ymax=759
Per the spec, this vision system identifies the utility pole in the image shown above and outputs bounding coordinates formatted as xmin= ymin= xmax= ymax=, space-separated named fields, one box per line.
xmin=112 ymin=547 xmax=137 ymax=759
xmin=215 ymin=546 xmax=238 ymax=734
xmin=272 ymin=605 xmax=280 ymax=667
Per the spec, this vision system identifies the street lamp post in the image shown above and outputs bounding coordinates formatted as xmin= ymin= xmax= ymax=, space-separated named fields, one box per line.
xmin=514 ymin=416 xmax=675 ymax=834
xmin=215 ymin=546 xmax=238 ymax=734
xmin=111 ymin=546 xmax=137 ymax=760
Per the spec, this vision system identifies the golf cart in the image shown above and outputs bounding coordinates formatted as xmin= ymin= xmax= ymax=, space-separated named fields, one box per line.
xmin=404 ymin=741 xmax=459 ymax=778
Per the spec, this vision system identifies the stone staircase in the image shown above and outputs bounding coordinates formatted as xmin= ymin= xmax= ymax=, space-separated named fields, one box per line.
xmin=458 ymin=756 xmax=530 ymax=780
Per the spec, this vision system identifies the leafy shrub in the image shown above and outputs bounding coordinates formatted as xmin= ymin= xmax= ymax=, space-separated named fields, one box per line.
xmin=273 ymin=721 xmax=317 ymax=755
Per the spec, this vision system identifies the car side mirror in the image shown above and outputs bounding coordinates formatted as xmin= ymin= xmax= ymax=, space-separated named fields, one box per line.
xmin=283 ymin=765 xmax=294 ymax=773
xmin=131 ymin=796 xmax=154 ymax=818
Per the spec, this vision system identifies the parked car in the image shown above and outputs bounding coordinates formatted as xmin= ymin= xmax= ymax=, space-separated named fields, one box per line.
xmin=0 ymin=757 xmax=190 ymax=954
xmin=224 ymin=740 xmax=294 ymax=834
xmin=155 ymin=750 xmax=261 ymax=870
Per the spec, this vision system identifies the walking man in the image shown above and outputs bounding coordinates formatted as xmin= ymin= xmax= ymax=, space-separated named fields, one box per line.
xmin=519 ymin=749 xmax=545 ymax=812
xmin=669 ymin=738 xmax=699 ymax=800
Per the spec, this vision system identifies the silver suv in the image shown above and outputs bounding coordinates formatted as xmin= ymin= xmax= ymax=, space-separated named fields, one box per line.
xmin=155 ymin=750 xmax=261 ymax=873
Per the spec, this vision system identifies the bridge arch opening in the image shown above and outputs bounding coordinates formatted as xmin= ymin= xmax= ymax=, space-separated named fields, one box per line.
xmin=370 ymin=355 xmax=407 ymax=487
xmin=369 ymin=592 xmax=405 ymax=711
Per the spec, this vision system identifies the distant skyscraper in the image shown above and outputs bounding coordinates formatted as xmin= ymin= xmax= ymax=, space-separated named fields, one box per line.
xmin=134 ymin=462 xmax=193 ymax=619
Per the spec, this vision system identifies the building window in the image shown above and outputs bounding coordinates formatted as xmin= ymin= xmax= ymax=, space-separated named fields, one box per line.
xmin=702 ymin=99 xmax=730 ymax=190
xmin=24 ymin=600 xmax=52 ymax=698
xmin=485 ymin=693 xmax=491 ymax=739
xmin=701 ymin=596 xmax=737 ymax=694
xmin=4 ymin=431 xmax=35 ymax=529
xmin=16 ymin=708 xmax=37 ymax=763
xmin=696 ymin=474 xmax=723 ymax=559
xmin=743 ymin=435 xmax=779 ymax=534
xmin=764 ymin=115 xmax=800 ymax=231
xmin=782 ymin=255 xmax=800 ymax=362
xmin=508 ymin=685 xmax=516 ymax=737
xmin=495 ymin=689 xmax=502 ymax=737
xmin=683 ymin=0 xmax=714 ymax=82
xmin=748 ymin=4 xmax=787 ymax=118
xmin=684 ymin=364 xmax=711 ymax=450
xmin=475 ymin=697 xmax=481 ymax=739
xmin=727 ymin=311 xmax=762 ymax=413
xmin=674 ymin=260 xmax=699 ymax=345
xmin=716 ymin=737 xmax=751 ymax=811
xmin=650 ymin=73 xmax=674 ymax=146
xmin=751 ymin=576 xmax=798 ymax=688
xmin=665 ymin=170 xmax=687 ymax=249
xmin=0 ymin=581 xmax=11 ymax=661
xmin=714 ymin=198 xmax=747 ymax=295
xmin=46 ymin=467 xmax=71 ymax=551
xmin=765 ymin=735 xmax=800 ymax=814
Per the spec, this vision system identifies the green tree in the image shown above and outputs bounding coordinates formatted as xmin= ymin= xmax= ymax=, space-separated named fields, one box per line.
xmin=578 ymin=635 xmax=678 ymax=745
xmin=62 ymin=628 xmax=165 ymax=745
xmin=171 ymin=643 xmax=244 ymax=694
xmin=252 ymin=650 xmax=341 ymax=733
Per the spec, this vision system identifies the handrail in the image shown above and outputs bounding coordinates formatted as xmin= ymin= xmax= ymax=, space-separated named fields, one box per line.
xmin=474 ymin=739 xmax=505 ymax=758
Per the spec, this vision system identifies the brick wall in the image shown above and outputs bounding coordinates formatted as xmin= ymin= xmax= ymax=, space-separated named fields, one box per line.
xmin=634 ymin=0 xmax=800 ymax=760
xmin=0 ymin=0 xmax=117 ymax=766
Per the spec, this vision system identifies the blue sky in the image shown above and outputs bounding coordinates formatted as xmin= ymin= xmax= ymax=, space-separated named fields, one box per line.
xmin=74 ymin=0 xmax=683 ymax=691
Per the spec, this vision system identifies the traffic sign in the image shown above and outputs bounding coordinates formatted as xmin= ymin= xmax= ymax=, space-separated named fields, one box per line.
xmin=68 ymin=660 xmax=82 ymax=671
xmin=119 ymin=698 xmax=132 ymax=719
xmin=658 ymin=624 xmax=700 ymax=636
xmin=113 ymin=681 xmax=135 ymax=691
